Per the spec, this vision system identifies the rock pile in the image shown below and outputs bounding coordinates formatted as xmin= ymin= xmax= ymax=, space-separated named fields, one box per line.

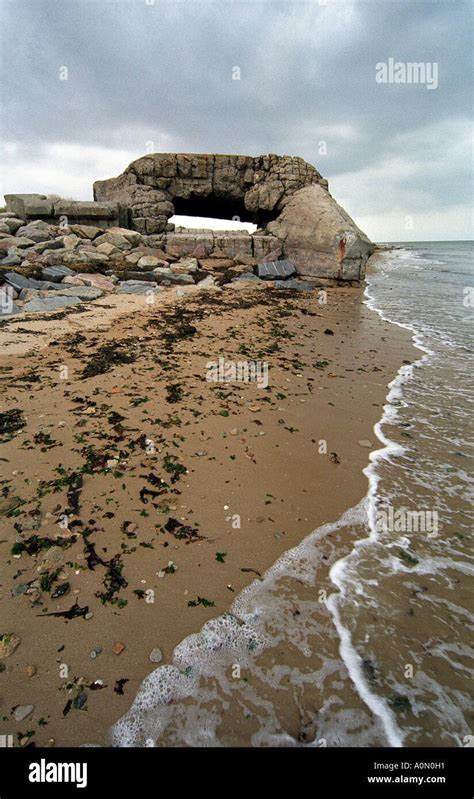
xmin=0 ymin=216 xmax=322 ymax=317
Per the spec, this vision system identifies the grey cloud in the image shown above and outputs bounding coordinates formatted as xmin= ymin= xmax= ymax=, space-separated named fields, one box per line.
xmin=1 ymin=0 xmax=472 ymax=235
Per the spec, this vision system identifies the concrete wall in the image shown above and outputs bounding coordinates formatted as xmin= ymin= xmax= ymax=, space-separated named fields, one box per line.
xmin=4 ymin=194 xmax=128 ymax=229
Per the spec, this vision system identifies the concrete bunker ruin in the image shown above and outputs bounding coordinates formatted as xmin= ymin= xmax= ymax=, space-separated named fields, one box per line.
xmin=93 ymin=153 xmax=374 ymax=281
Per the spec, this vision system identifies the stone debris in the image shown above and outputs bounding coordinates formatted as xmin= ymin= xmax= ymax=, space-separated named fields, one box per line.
xmin=0 ymin=170 xmax=366 ymax=316
xmin=41 ymin=265 xmax=76 ymax=282
xmin=257 ymin=260 xmax=296 ymax=280
xmin=22 ymin=296 xmax=83 ymax=313
xmin=13 ymin=704 xmax=34 ymax=722
xmin=0 ymin=633 xmax=21 ymax=658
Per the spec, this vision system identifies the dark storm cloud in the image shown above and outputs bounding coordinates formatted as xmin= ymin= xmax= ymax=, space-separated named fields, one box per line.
xmin=0 ymin=0 xmax=472 ymax=237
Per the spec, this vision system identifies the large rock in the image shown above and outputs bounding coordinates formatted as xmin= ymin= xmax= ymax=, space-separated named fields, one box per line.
xmin=60 ymin=250 xmax=109 ymax=268
xmin=116 ymin=281 xmax=161 ymax=295
xmin=69 ymin=224 xmax=102 ymax=240
xmin=170 ymin=264 xmax=197 ymax=275
xmin=96 ymin=242 xmax=119 ymax=256
xmin=41 ymin=265 xmax=76 ymax=282
xmin=137 ymin=255 xmax=162 ymax=269
xmin=197 ymin=274 xmax=220 ymax=289
xmin=267 ymin=184 xmax=374 ymax=280
xmin=63 ymin=234 xmax=81 ymax=250
xmin=55 ymin=286 xmax=102 ymax=299
xmin=21 ymin=286 xmax=102 ymax=301
xmin=5 ymin=273 xmax=63 ymax=292
xmin=16 ymin=226 xmax=51 ymax=242
xmin=22 ymin=295 xmax=83 ymax=313
xmin=257 ymin=260 xmax=296 ymax=280
xmin=198 ymin=258 xmax=234 ymax=272
xmin=1 ymin=217 xmax=24 ymax=234
xmin=0 ymin=237 xmax=35 ymax=252
xmin=54 ymin=199 xmax=121 ymax=222
xmin=0 ymin=253 xmax=21 ymax=266
xmin=4 ymin=194 xmax=53 ymax=218
xmin=234 ymin=253 xmax=257 ymax=267
xmin=107 ymin=227 xmax=143 ymax=247
xmin=33 ymin=237 xmax=65 ymax=254
xmin=65 ymin=273 xmax=115 ymax=291
xmin=94 ymin=231 xmax=132 ymax=251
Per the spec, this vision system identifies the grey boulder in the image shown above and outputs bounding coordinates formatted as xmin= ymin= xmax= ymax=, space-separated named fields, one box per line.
xmin=22 ymin=286 xmax=103 ymax=301
xmin=16 ymin=226 xmax=51 ymax=243
xmin=116 ymin=281 xmax=162 ymax=295
xmin=257 ymin=260 xmax=296 ymax=280
xmin=22 ymin=296 xmax=83 ymax=313
xmin=0 ymin=217 xmax=23 ymax=235
xmin=5 ymin=273 xmax=63 ymax=292
xmin=0 ymin=237 xmax=36 ymax=252
xmin=41 ymin=265 xmax=76 ymax=282
xmin=1 ymin=253 xmax=22 ymax=266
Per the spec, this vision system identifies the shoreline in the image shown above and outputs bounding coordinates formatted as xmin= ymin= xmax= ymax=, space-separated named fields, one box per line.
xmin=0 ymin=281 xmax=416 ymax=747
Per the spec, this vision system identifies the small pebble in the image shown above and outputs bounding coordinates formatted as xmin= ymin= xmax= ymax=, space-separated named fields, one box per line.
xmin=149 ymin=647 xmax=163 ymax=664
xmin=112 ymin=642 xmax=125 ymax=655
xmin=14 ymin=704 xmax=34 ymax=722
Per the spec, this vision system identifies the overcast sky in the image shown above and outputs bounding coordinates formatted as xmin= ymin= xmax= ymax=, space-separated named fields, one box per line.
xmin=0 ymin=0 xmax=472 ymax=241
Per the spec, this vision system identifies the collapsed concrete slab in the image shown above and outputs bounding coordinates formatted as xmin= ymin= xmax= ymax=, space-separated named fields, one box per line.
xmin=4 ymin=194 xmax=128 ymax=229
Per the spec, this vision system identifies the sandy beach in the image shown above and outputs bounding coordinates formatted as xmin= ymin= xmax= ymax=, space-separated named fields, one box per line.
xmin=0 ymin=280 xmax=416 ymax=747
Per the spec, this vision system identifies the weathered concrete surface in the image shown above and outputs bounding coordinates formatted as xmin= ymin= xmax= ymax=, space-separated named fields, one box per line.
xmin=94 ymin=153 xmax=323 ymax=233
xmin=4 ymin=194 xmax=127 ymax=229
xmin=94 ymin=153 xmax=374 ymax=280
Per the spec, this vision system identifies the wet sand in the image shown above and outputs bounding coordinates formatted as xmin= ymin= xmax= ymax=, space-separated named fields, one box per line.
xmin=0 ymin=282 xmax=415 ymax=747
